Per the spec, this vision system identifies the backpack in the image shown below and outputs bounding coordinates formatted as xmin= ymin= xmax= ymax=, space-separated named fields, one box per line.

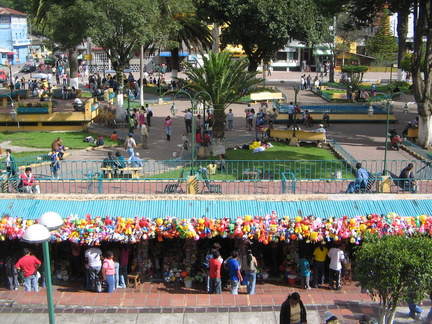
xmin=147 ymin=110 xmax=153 ymax=117
xmin=84 ymin=136 xmax=95 ymax=143
xmin=5 ymin=256 xmax=16 ymax=277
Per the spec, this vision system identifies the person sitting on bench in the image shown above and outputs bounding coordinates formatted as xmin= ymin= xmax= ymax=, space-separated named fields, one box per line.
xmin=19 ymin=167 xmax=41 ymax=194
xmin=346 ymin=163 xmax=369 ymax=193
xmin=398 ymin=163 xmax=417 ymax=193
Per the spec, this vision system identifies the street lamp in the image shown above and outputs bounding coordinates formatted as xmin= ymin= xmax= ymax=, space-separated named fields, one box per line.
xmin=171 ymin=90 xmax=213 ymax=175
xmin=5 ymin=94 xmax=19 ymax=128
xmin=368 ymin=91 xmax=409 ymax=175
xmin=289 ymin=84 xmax=300 ymax=146
xmin=23 ymin=211 xmax=64 ymax=324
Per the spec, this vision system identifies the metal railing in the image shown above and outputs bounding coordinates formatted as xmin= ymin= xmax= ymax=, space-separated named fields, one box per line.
xmin=2 ymin=177 xmax=430 ymax=195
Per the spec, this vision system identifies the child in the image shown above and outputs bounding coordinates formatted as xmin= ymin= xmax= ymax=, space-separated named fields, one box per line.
xmin=299 ymin=255 xmax=311 ymax=290
xmin=110 ymin=131 xmax=118 ymax=141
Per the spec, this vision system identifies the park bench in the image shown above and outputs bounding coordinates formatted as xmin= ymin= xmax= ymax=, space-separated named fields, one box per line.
xmin=269 ymin=129 xmax=326 ymax=145
xmin=407 ymin=128 xmax=418 ymax=141
xmin=200 ymin=168 xmax=222 ymax=194
xmin=250 ymin=92 xmax=284 ymax=103
xmin=101 ymin=167 xmax=142 ymax=179
xmin=163 ymin=169 xmax=185 ymax=193
xmin=355 ymin=172 xmax=379 ymax=193
xmin=332 ymin=92 xmax=346 ymax=99
xmin=389 ymin=172 xmax=417 ymax=193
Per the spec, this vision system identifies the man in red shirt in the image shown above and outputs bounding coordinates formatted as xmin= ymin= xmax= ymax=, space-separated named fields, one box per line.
xmin=209 ymin=250 xmax=222 ymax=294
xmin=15 ymin=248 xmax=42 ymax=292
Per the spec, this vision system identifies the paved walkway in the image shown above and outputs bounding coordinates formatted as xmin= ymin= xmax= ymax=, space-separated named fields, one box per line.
xmin=1 ymin=280 xmax=430 ymax=324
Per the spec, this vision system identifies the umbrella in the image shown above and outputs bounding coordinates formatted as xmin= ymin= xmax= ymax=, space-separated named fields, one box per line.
xmin=104 ymin=70 xmax=116 ymax=74
xmin=33 ymin=73 xmax=48 ymax=79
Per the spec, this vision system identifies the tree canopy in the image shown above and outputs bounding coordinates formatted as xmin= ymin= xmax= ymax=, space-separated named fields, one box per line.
xmin=354 ymin=233 xmax=432 ymax=324
xmin=182 ymin=51 xmax=262 ymax=154
xmin=194 ymin=0 xmax=328 ymax=71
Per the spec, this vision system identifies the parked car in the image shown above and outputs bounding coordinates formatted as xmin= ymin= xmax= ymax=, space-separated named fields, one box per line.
xmin=0 ymin=71 xmax=7 ymax=84
xmin=20 ymin=65 xmax=37 ymax=73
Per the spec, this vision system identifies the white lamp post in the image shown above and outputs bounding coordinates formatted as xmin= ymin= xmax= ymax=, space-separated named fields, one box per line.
xmin=23 ymin=212 xmax=64 ymax=324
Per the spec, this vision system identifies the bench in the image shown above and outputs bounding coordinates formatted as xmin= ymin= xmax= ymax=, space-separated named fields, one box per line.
xmin=101 ymin=167 xmax=142 ymax=178
xmin=407 ymin=128 xmax=418 ymax=141
xmin=355 ymin=172 xmax=379 ymax=193
xmin=270 ymin=129 xmax=326 ymax=145
xmin=250 ymin=92 xmax=284 ymax=102
xmin=332 ymin=93 xmax=346 ymax=99
xmin=17 ymin=107 xmax=50 ymax=114
xmin=389 ymin=172 xmax=417 ymax=193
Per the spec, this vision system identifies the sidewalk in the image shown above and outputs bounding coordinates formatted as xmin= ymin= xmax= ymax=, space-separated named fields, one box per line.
xmin=1 ymin=280 xmax=429 ymax=324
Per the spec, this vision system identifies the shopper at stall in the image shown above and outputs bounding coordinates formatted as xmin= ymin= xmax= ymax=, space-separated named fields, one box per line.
xmin=299 ymin=254 xmax=311 ymax=290
xmin=209 ymin=250 xmax=222 ymax=294
xmin=242 ymin=249 xmax=258 ymax=295
xmin=85 ymin=246 xmax=102 ymax=292
xmin=327 ymin=243 xmax=345 ymax=290
xmin=311 ymin=242 xmax=328 ymax=288
xmin=227 ymin=250 xmax=242 ymax=295
xmin=15 ymin=248 xmax=41 ymax=292
xmin=280 ymin=292 xmax=308 ymax=324
xmin=101 ymin=251 xmax=116 ymax=293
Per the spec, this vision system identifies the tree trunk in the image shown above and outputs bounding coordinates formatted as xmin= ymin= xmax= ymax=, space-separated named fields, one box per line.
xmin=212 ymin=106 xmax=226 ymax=155
xmin=68 ymin=48 xmax=79 ymax=90
xmin=212 ymin=137 xmax=226 ymax=156
xmin=211 ymin=22 xmax=219 ymax=53
xmin=171 ymin=47 xmax=179 ymax=79
xmin=396 ymin=3 xmax=410 ymax=73
xmin=115 ymin=71 xmax=126 ymax=122
xmin=411 ymin=0 xmax=432 ymax=148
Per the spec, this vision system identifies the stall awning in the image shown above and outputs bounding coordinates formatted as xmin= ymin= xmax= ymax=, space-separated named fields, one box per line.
xmin=160 ymin=52 xmax=189 ymax=57
xmin=313 ymin=48 xmax=332 ymax=56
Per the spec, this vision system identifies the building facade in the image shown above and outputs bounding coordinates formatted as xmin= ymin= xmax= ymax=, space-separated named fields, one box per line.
xmin=0 ymin=7 xmax=30 ymax=65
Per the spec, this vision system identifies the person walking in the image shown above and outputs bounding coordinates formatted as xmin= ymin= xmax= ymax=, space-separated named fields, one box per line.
xmin=5 ymin=149 xmax=18 ymax=178
xmin=165 ymin=116 xmax=172 ymax=141
xmin=280 ymin=292 xmax=308 ymax=324
xmin=226 ymin=109 xmax=234 ymax=131
xmin=124 ymin=133 xmax=137 ymax=164
xmin=15 ymin=248 xmax=41 ymax=292
xmin=287 ymin=102 xmax=295 ymax=128
xmin=49 ymin=148 xmax=61 ymax=179
xmin=242 ymin=249 xmax=258 ymax=294
xmin=101 ymin=251 xmax=116 ymax=293
xmin=184 ymin=109 xmax=193 ymax=133
xmin=247 ymin=108 xmax=255 ymax=131
xmin=145 ymin=104 xmax=152 ymax=127
xmin=141 ymin=123 xmax=149 ymax=149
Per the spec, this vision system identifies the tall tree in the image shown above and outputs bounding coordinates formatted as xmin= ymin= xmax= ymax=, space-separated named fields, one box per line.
xmin=167 ymin=12 xmax=213 ymax=78
xmin=366 ymin=8 xmax=398 ymax=64
xmin=29 ymin=0 xmax=90 ymax=89
xmin=354 ymin=233 xmax=432 ymax=324
xmin=85 ymin=0 xmax=160 ymax=120
xmin=183 ymin=51 xmax=262 ymax=154
xmin=195 ymin=0 xmax=327 ymax=72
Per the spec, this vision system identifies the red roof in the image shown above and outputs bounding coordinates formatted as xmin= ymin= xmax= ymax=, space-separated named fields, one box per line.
xmin=0 ymin=7 xmax=26 ymax=16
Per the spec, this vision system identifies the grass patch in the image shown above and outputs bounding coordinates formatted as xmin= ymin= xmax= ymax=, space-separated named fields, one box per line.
xmin=148 ymin=142 xmax=352 ymax=180
xmin=0 ymin=132 xmax=121 ymax=150
xmin=0 ymin=151 xmax=50 ymax=164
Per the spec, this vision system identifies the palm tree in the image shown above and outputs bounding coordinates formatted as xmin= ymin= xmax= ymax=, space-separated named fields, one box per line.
xmin=168 ymin=12 xmax=213 ymax=78
xmin=183 ymin=51 xmax=262 ymax=155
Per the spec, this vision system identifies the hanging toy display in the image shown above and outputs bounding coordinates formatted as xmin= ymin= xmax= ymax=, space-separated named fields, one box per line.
xmin=2 ymin=212 xmax=432 ymax=244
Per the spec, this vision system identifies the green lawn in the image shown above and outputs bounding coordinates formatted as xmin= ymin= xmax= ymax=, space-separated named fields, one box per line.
xmin=148 ymin=142 xmax=353 ymax=180
xmin=0 ymin=131 xmax=121 ymax=150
